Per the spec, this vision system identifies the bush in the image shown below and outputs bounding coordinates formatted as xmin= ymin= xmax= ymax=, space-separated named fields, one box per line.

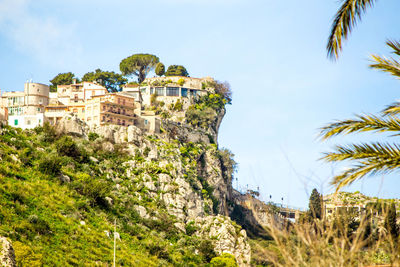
xmin=177 ymin=78 xmax=185 ymax=86
xmin=56 ymin=136 xmax=80 ymax=158
xmin=199 ymin=240 xmax=216 ymax=262
xmin=38 ymin=155 xmax=62 ymax=176
xmin=210 ymin=253 xmax=238 ymax=267
xmin=88 ymin=132 xmax=99 ymax=141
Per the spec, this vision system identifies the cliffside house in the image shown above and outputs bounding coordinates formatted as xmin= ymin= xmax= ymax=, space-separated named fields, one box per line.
xmin=1 ymin=82 xmax=49 ymax=129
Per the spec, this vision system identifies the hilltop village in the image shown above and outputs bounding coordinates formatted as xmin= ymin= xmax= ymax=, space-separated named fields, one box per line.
xmin=0 ymin=76 xmax=214 ymax=133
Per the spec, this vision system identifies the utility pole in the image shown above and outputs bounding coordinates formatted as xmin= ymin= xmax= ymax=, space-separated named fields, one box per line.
xmin=113 ymin=219 xmax=116 ymax=267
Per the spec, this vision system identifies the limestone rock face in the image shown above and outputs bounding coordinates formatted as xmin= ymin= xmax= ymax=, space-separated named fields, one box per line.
xmin=196 ymin=215 xmax=251 ymax=267
xmin=0 ymin=237 xmax=16 ymax=267
xmin=231 ymin=190 xmax=285 ymax=234
xmin=55 ymin=114 xmax=87 ymax=137
xmin=84 ymin=122 xmax=250 ymax=264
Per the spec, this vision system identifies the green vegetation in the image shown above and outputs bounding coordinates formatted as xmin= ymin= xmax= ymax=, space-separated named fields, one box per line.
xmin=186 ymin=93 xmax=226 ymax=129
xmin=177 ymin=78 xmax=185 ymax=86
xmin=81 ymin=68 xmax=127 ymax=92
xmin=119 ymin=53 xmax=159 ymax=83
xmin=155 ymin=62 xmax=165 ymax=76
xmin=49 ymin=72 xmax=79 ymax=92
xmin=210 ymin=253 xmax=238 ymax=267
xmin=385 ymin=203 xmax=398 ymax=240
xmin=0 ymin=124 xmax=237 ymax=265
xmin=308 ymin=188 xmax=322 ymax=219
xmin=165 ymin=65 xmax=189 ymax=77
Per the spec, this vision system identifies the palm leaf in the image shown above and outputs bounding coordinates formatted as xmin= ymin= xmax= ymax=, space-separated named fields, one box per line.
xmin=327 ymin=0 xmax=375 ymax=59
xmin=319 ymin=114 xmax=400 ymax=140
xmin=382 ymin=102 xmax=400 ymax=116
xmin=322 ymin=142 xmax=400 ymax=191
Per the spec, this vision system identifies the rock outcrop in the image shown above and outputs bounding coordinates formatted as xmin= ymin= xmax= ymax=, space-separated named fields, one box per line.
xmin=0 ymin=237 xmax=16 ymax=267
xmin=196 ymin=215 xmax=251 ymax=266
xmin=230 ymin=190 xmax=285 ymax=238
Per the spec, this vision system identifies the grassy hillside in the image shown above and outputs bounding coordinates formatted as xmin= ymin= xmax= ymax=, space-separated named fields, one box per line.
xmin=0 ymin=124 xmax=235 ymax=266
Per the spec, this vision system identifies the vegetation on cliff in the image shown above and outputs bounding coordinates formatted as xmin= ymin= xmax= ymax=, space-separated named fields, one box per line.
xmin=0 ymin=123 xmax=242 ymax=266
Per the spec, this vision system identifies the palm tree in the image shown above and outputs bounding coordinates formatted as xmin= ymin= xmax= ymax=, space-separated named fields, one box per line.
xmin=327 ymin=0 xmax=376 ymax=59
xmin=320 ymin=41 xmax=400 ymax=191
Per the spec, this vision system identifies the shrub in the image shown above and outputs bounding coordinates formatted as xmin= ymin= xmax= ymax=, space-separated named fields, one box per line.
xmin=185 ymin=221 xmax=197 ymax=236
xmin=56 ymin=136 xmax=80 ymax=158
xmin=177 ymin=78 xmax=185 ymax=86
xmin=173 ymin=99 xmax=183 ymax=111
xmin=210 ymin=253 xmax=238 ymax=267
xmin=38 ymin=155 xmax=62 ymax=176
xmin=199 ymin=240 xmax=216 ymax=262
xmin=88 ymin=132 xmax=99 ymax=141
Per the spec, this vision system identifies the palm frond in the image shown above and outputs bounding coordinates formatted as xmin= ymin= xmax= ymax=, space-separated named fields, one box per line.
xmin=369 ymin=54 xmax=400 ymax=78
xmin=319 ymin=114 xmax=400 ymax=140
xmin=321 ymin=142 xmax=400 ymax=191
xmin=382 ymin=102 xmax=400 ymax=116
xmin=322 ymin=142 xmax=400 ymax=162
xmin=386 ymin=39 xmax=400 ymax=56
xmin=327 ymin=0 xmax=375 ymax=59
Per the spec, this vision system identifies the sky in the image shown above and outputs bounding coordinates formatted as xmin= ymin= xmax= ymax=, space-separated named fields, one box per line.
xmin=1 ymin=0 xmax=400 ymax=208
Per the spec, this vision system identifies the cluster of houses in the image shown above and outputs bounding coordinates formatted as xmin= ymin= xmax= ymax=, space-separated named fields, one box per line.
xmin=0 ymin=76 xmax=211 ymax=133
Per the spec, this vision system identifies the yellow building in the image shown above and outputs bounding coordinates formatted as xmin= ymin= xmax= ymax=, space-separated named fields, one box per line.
xmin=84 ymin=92 xmax=139 ymax=127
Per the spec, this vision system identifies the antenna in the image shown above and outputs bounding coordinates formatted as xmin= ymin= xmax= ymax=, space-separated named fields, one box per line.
xmin=113 ymin=219 xmax=116 ymax=267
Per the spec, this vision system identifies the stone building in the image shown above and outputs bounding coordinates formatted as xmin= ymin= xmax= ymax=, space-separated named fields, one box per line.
xmin=138 ymin=76 xmax=211 ymax=109
xmin=55 ymin=81 xmax=107 ymax=121
xmin=1 ymin=82 xmax=49 ymax=129
xmin=84 ymin=92 xmax=139 ymax=127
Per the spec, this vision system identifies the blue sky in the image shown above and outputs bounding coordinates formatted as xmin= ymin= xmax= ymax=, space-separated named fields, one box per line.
xmin=1 ymin=0 xmax=400 ymax=207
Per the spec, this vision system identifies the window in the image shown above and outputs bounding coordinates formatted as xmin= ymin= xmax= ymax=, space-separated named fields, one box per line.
xmin=14 ymin=119 xmax=18 ymax=126
xmin=144 ymin=119 xmax=148 ymax=125
xmin=150 ymin=87 xmax=154 ymax=94
xmin=190 ymin=90 xmax=198 ymax=97
xmin=155 ymin=87 xmax=164 ymax=96
xmin=27 ymin=120 xmax=31 ymax=125
xmin=166 ymin=87 xmax=179 ymax=96
xmin=140 ymin=88 xmax=146 ymax=94
xmin=102 ymin=116 xmax=105 ymax=122
xmin=122 ymin=99 xmax=125 ymax=105
xmin=181 ymin=88 xmax=188 ymax=97
xmin=37 ymin=108 xmax=41 ymax=112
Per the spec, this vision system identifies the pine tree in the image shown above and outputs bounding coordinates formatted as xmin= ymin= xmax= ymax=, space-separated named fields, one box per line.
xmin=308 ymin=188 xmax=322 ymax=220
xmin=384 ymin=203 xmax=398 ymax=239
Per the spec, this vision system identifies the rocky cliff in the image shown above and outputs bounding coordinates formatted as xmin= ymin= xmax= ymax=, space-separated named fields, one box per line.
xmin=0 ymin=237 xmax=16 ymax=267
xmin=52 ymin=105 xmax=251 ymax=265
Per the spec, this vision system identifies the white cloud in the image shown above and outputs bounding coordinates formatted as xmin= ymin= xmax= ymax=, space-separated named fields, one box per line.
xmin=0 ymin=0 xmax=82 ymax=67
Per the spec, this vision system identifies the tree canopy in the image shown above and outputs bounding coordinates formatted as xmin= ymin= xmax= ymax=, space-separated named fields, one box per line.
xmin=308 ymin=188 xmax=322 ymax=219
xmin=81 ymin=69 xmax=127 ymax=92
xmin=119 ymin=54 xmax=159 ymax=83
xmin=155 ymin=62 xmax=165 ymax=76
xmin=165 ymin=65 xmax=189 ymax=77
xmin=49 ymin=72 xmax=78 ymax=92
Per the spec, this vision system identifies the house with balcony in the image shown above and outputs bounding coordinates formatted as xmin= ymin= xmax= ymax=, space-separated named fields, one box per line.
xmin=84 ymin=92 xmax=140 ymax=127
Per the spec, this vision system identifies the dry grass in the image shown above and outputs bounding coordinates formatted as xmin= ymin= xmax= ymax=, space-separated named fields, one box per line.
xmin=263 ymin=213 xmax=400 ymax=267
